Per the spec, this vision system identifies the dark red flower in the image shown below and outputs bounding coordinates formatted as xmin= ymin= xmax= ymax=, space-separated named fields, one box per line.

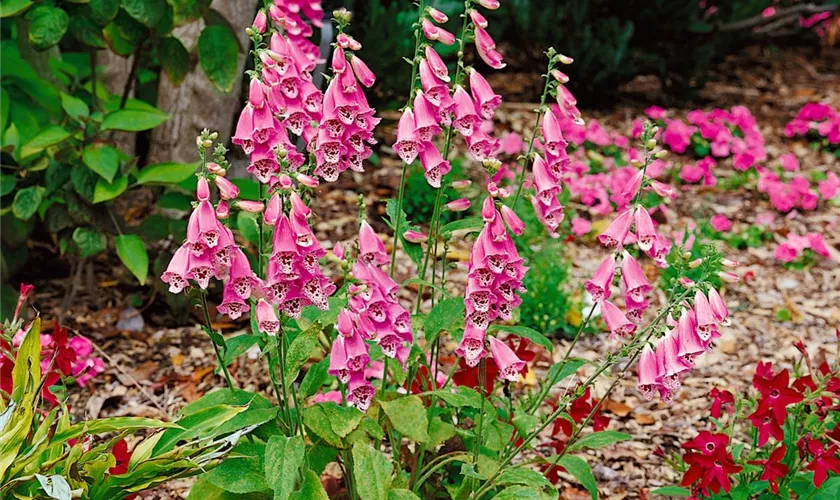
xmin=709 ymin=387 xmax=734 ymax=419
xmin=747 ymin=407 xmax=784 ymax=446
xmin=753 ymin=368 xmax=803 ymax=425
xmin=50 ymin=324 xmax=77 ymax=377
xmin=748 ymin=445 xmax=789 ymax=493
xmin=551 ymin=387 xmax=607 ymax=437
xmin=538 ymin=439 xmax=566 ymax=485
xmin=681 ymin=434 xmax=742 ymax=496
xmin=452 ymin=357 xmax=498 ymax=395
xmin=803 ymin=439 xmax=840 ymax=488
xmin=109 ymin=439 xmax=133 ymax=475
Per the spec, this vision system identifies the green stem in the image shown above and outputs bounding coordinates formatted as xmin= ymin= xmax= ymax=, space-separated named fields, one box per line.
xmin=200 ymin=292 xmax=235 ymax=389
xmin=413 ymin=452 xmax=471 ymax=494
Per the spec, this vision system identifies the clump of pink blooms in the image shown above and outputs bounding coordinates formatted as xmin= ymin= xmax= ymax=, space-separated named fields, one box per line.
xmin=784 ymin=102 xmax=840 ymax=146
xmin=774 ymin=232 xmax=832 ymax=263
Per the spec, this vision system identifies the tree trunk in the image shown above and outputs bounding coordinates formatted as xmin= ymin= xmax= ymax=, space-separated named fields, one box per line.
xmin=147 ymin=0 xmax=259 ymax=164
xmin=98 ymin=50 xmax=136 ymax=156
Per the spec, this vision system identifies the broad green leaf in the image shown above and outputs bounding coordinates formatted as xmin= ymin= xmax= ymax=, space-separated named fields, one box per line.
xmin=237 ymin=211 xmax=260 ymax=246
xmin=25 ymin=6 xmax=69 ymax=50
xmin=158 ymin=36 xmax=190 ymax=85
xmin=35 ymin=474 xmax=71 ymax=500
xmin=649 ymin=486 xmax=690 ymax=497
xmin=546 ymin=358 xmax=587 ymax=386
xmin=302 ymin=402 xmax=364 ymax=448
xmin=20 ymin=126 xmax=71 ymax=158
xmin=221 ymin=334 xmax=259 ymax=367
xmin=512 ymin=413 xmax=539 ymax=440
xmin=135 ymin=161 xmax=198 ymax=184
xmin=424 ymin=298 xmax=464 ymax=342
xmin=122 ymin=0 xmax=166 ymax=27
xmin=11 ymin=317 xmax=41 ymax=402
xmin=428 ymin=417 xmax=456 ymax=447
xmin=0 ymin=174 xmax=16 ymax=196
xmin=102 ymin=109 xmax=168 ymax=132
xmin=556 ymin=456 xmax=597 ymax=500
xmin=52 ymin=416 xmax=173 ymax=443
xmin=60 ymin=92 xmax=89 ymax=121
xmin=69 ymin=14 xmax=107 ymax=49
xmin=298 ymin=358 xmax=328 ymax=399
xmin=198 ymin=25 xmax=239 ymax=93
xmin=568 ymin=431 xmax=632 ymax=452
xmin=495 ymin=467 xmax=553 ymax=489
xmin=1 ymin=0 xmax=33 ymax=18
xmin=88 ymin=0 xmax=119 ymax=25
xmin=284 ymin=323 xmax=320 ymax=382
xmin=459 ymin=463 xmax=484 ymax=480
xmin=205 ymin=442 xmax=270 ymax=494
xmin=0 ymin=88 xmax=9 ymax=133
xmin=488 ymin=325 xmax=553 ymax=353
xmin=351 ymin=442 xmax=392 ymax=500
xmin=152 ymin=404 xmax=247 ymax=456
xmin=83 ymin=143 xmax=121 ymax=182
xmin=181 ymin=388 xmax=272 ymax=415
xmin=431 ymin=386 xmax=483 ymax=408
xmin=440 ymin=217 xmax=484 ymax=234
xmin=380 ymin=396 xmax=429 ymax=443
xmin=290 ymin=470 xmax=329 ymax=500
xmin=71 ymin=164 xmax=98 ymax=201
xmin=265 ymin=435 xmax=305 ymax=500
xmin=187 ymin=475 xmax=268 ymax=499
xmin=93 ymin=174 xmax=128 ymax=203
xmin=493 ymin=485 xmax=543 ymax=500
xmin=12 ymin=186 xmax=43 ymax=221
xmin=72 ymin=226 xmax=107 ymax=257
xmin=388 ymin=490 xmax=421 ymax=500
xmin=115 ymin=234 xmax=149 ymax=284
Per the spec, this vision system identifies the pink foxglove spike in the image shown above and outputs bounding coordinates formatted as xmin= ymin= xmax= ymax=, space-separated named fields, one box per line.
xmin=161 ymin=246 xmax=191 ymax=294
xmin=635 ymin=207 xmax=657 ymax=252
xmin=620 ymin=253 xmax=652 ymax=303
xmin=598 ymin=209 xmax=633 ymax=248
xmin=424 ymin=46 xmax=450 ymax=82
xmin=418 ymin=142 xmax=451 ymax=188
xmin=602 ymin=300 xmax=636 ymax=341
xmin=468 ymin=68 xmax=501 ymax=120
xmin=393 ymin=108 xmax=421 ymax=164
xmin=585 ymin=253 xmax=616 ymax=302
xmin=489 ymin=336 xmax=525 ymax=381
xmin=456 ymin=325 xmax=487 ymax=367
xmin=637 ymin=344 xmax=661 ymax=401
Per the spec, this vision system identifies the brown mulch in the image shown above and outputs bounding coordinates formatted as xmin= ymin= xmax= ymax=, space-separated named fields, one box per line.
xmin=23 ymin=44 xmax=840 ymax=499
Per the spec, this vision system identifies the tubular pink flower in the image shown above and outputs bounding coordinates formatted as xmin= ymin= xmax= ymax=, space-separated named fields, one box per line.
xmin=500 ymin=205 xmax=525 ymax=236
xmin=248 ymin=78 xmax=266 ymax=109
xmin=602 ymin=300 xmax=636 ymax=341
xmin=236 ymin=200 xmax=265 ymax=213
xmin=359 ymin=220 xmax=390 ymax=267
xmin=694 ymin=290 xmax=718 ymax=342
xmin=214 ymin=175 xmax=240 ymax=200
xmin=331 ymin=45 xmax=346 ymax=74
xmin=656 ymin=330 xmax=690 ymax=392
xmin=413 ymin=92 xmax=442 ymax=142
xmin=424 ymin=46 xmax=450 ymax=82
xmin=457 ymin=325 xmax=486 ymax=367
xmin=481 ymin=196 xmax=497 ymax=222
xmin=452 ymin=86 xmax=480 ymax=137
xmin=295 ymin=173 xmax=319 ymax=188
xmin=635 ymin=207 xmax=656 ymax=252
xmin=419 ymin=59 xmax=449 ymax=106
xmin=216 ymin=201 xmax=230 ymax=219
xmin=418 ymin=142 xmax=451 ymax=188
xmin=621 ymin=253 xmax=652 ymax=303
xmin=469 ymin=9 xmax=488 ymax=28
xmin=196 ymin=177 xmax=210 ymax=201
xmin=585 ymin=253 xmax=615 ymax=302
xmin=427 ymin=7 xmax=448 ymax=23
xmin=708 ymin=287 xmax=730 ymax=326
xmin=489 ymin=336 xmax=525 ymax=381
xmin=403 ymin=230 xmax=427 ymax=243
xmin=264 ymin=193 xmax=281 ymax=226
xmin=350 ymin=55 xmax=376 ymax=88
xmin=446 ymin=198 xmax=471 ymax=212
xmin=161 ymin=246 xmax=191 ymax=294
xmin=253 ymin=10 xmax=267 ymax=33
xmin=637 ymin=344 xmax=661 ymax=401
xmin=421 ymin=19 xmax=440 ymax=41
xmin=393 ymin=108 xmax=421 ymax=164
xmin=622 ymin=169 xmax=644 ymax=200
xmin=347 ymin=372 xmax=375 ymax=411
xmin=228 ymin=248 xmax=257 ymax=299
xmin=479 ymin=0 xmax=500 ymax=9
xmin=676 ymin=311 xmax=705 ymax=365
xmin=598 ymin=209 xmax=632 ymax=248
xmin=541 ymin=110 xmax=568 ymax=157
xmin=186 ymin=251 xmax=215 ymax=289
xmin=532 ymin=155 xmax=561 ymax=205
xmin=218 ymin=285 xmax=249 ymax=320
xmin=187 ymin=200 xmax=221 ymax=250
xmin=468 ymin=68 xmax=501 ymax=120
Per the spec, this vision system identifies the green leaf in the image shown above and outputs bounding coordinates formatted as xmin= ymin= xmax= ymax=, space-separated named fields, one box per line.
xmin=72 ymin=226 xmax=107 ymax=258
xmin=205 ymin=442 xmax=270 ymax=494
xmin=188 ymin=475 xmax=269 ymax=499
xmin=88 ymin=0 xmax=119 ymax=25
xmin=83 ymin=143 xmax=121 ymax=182
xmin=20 ymin=126 xmax=71 ymax=158
xmin=495 ymin=467 xmax=553 ymax=489
xmin=52 ymin=416 xmax=174 ymax=443
xmin=0 ymin=174 xmax=16 ymax=196
xmin=284 ymin=323 xmax=320 ymax=382
xmin=440 ymin=217 xmax=484 ymax=234
xmin=556 ymin=456 xmax=597 ymax=500
xmin=351 ymin=442 xmax=392 ymax=500
xmin=11 ymin=317 xmax=41 ymax=402
xmin=303 ymin=402 xmax=364 ymax=448
xmin=290 ymin=470 xmax=329 ymax=500
xmin=1 ymin=88 xmax=9 ymax=133
xmin=546 ymin=358 xmax=586 ymax=386
xmin=423 ymin=298 xmax=464 ymax=342
xmin=12 ymin=186 xmax=43 ymax=221
xmin=431 ymin=386 xmax=483 ymax=408
xmin=122 ymin=0 xmax=166 ymax=27
xmin=512 ymin=413 xmax=539 ymax=440
xmin=60 ymin=92 xmax=89 ymax=122
xmin=69 ymin=14 xmax=107 ymax=49
xmin=265 ymin=435 xmax=305 ymax=500
xmin=298 ymin=359 xmax=328 ymax=400
xmin=153 ymin=404 xmax=247 ymax=456
xmin=488 ymin=325 xmax=553 ymax=353
xmin=493 ymin=485 xmax=543 ymax=500
xmin=158 ymin=36 xmax=190 ymax=85
xmin=198 ymin=25 xmax=240 ymax=93
xmin=93 ymin=174 xmax=128 ymax=203
xmin=35 ymin=474 xmax=71 ymax=500
xmin=71 ymin=164 xmax=98 ymax=201
xmin=428 ymin=417 xmax=456 ymax=448
xmin=568 ymin=431 xmax=632 ymax=452
xmin=102 ymin=109 xmax=168 ymax=132
xmin=387 ymin=490 xmax=421 ymax=500
xmin=1 ymin=0 xmax=33 ymax=18
xmin=649 ymin=486 xmax=691 ymax=497
xmin=25 ymin=6 xmax=69 ymax=50
xmin=115 ymin=234 xmax=149 ymax=284
xmin=221 ymin=334 xmax=259 ymax=367
xmin=237 ymin=211 xmax=260 ymax=246
xmin=135 ymin=161 xmax=198 ymax=184
xmin=380 ymin=395 xmax=429 ymax=443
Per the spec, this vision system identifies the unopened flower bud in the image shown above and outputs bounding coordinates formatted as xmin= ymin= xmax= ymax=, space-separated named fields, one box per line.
xmin=196 ymin=177 xmax=210 ymax=201
xmin=245 ymin=27 xmax=255 ymax=37
xmin=216 ymin=168 xmax=227 ymax=176
xmin=646 ymin=139 xmax=656 ymax=151
xmin=427 ymin=7 xmax=448 ymax=23
xmin=679 ymin=277 xmax=695 ymax=287
xmin=630 ymin=159 xmax=642 ymax=168
xmin=403 ymin=230 xmax=428 ymax=243
xmin=253 ymin=10 xmax=267 ymax=33
xmin=479 ymin=0 xmax=500 ymax=10
xmin=651 ymin=126 xmax=660 ymax=136
xmin=556 ymin=53 xmax=574 ymax=65
xmin=486 ymin=182 xmax=500 ymax=198
xmin=277 ymin=174 xmax=294 ymax=191
xmin=264 ymin=193 xmax=281 ymax=225
xmin=277 ymin=147 xmax=287 ymax=159
xmin=333 ymin=7 xmax=352 ymax=23
xmin=236 ymin=200 xmax=264 ymax=213
xmin=216 ymin=200 xmax=230 ymax=219
xmin=295 ymin=173 xmax=319 ymax=188
xmin=446 ymin=198 xmax=471 ymax=212
xmin=482 ymin=157 xmax=502 ymax=173
xmin=332 ymin=242 xmax=346 ymax=261
xmin=718 ymin=271 xmax=739 ymax=283
xmin=214 ymin=176 xmax=239 ymax=200
xmin=655 ymin=150 xmax=668 ymax=159
xmin=688 ymin=258 xmax=703 ymax=269
xmin=550 ymin=69 xmax=569 ymax=83
xmin=721 ymin=258 xmax=739 ymax=268
xmin=682 ymin=251 xmax=692 ymax=259
xmin=206 ymin=162 xmax=222 ymax=174
xmin=202 ymin=139 xmax=213 ymax=149
xmin=451 ymin=179 xmax=472 ymax=190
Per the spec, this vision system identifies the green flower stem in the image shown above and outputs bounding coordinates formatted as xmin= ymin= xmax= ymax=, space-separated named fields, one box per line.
xmin=413 ymin=452 xmax=472 ymax=494
xmin=389 ymin=0 xmax=426 ymax=277
xmin=200 ymin=292 xmax=235 ymax=389
xmin=510 ymin=55 xmax=556 ymax=210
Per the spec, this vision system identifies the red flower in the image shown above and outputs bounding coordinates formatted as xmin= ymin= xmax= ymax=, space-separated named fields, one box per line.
xmin=452 ymin=357 xmax=498 ymax=395
xmin=748 ymin=445 xmax=789 ymax=493
xmin=681 ymin=433 xmax=742 ymax=495
xmin=109 ymin=439 xmax=133 ymax=475
xmin=550 ymin=387 xmax=610 ymax=437
xmin=538 ymin=439 xmax=566 ymax=485
xmin=708 ymin=387 xmax=734 ymax=419
xmin=747 ymin=407 xmax=784 ymax=446
xmin=753 ymin=368 xmax=803 ymax=425
xmin=803 ymin=439 xmax=840 ymax=488
xmin=50 ymin=324 xmax=77 ymax=377
xmin=682 ymin=431 xmax=730 ymax=456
